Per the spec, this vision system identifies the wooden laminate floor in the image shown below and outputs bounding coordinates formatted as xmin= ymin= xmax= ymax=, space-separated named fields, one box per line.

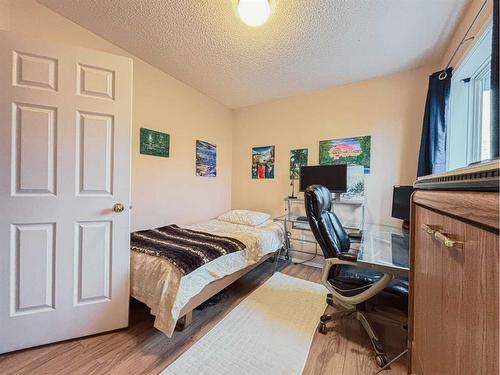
xmin=0 ymin=262 xmax=408 ymax=375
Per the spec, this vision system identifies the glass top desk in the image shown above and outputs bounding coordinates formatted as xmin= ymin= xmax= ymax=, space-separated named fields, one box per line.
xmin=356 ymin=224 xmax=409 ymax=277
xmin=274 ymin=214 xmax=362 ymax=232
xmin=273 ymin=216 xmax=409 ymax=277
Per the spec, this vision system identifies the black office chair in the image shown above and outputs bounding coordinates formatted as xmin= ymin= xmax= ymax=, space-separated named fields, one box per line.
xmin=304 ymin=185 xmax=408 ymax=368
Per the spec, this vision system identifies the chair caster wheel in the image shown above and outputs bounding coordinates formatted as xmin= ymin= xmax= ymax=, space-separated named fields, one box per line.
xmin=376 ymin=354 xmax=388 ymax=368
xmin=318 ymin=322 xmax=327 ymax=335
xmin=320 ymin=314 xmax=332 ymax=323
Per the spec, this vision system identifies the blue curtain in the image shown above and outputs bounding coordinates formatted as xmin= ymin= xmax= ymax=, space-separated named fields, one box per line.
xmin=417 ymin=67 xmax=452 ymax=177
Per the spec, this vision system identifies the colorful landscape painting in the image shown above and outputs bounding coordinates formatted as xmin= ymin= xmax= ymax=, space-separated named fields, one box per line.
xmin=196 ymin=140 xmax=216 ymax=177
xmin=140 ymin=128 xmax=170 ymax=157
xmin=289 ymin=148 xmax=308 ymax=180
xmin=252 ymin=146 xmax=275 ymax=179
xmin=319 ymin=136 xmax=371 ymax=174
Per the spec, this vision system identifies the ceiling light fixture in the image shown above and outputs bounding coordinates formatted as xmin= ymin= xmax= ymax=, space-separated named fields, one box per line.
xmin=238 ymin=0 xmax=270 ymax=27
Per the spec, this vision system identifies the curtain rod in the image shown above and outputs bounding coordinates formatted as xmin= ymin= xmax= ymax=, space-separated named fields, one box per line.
xmin=439 ymin=0 xmax=490 ymax=80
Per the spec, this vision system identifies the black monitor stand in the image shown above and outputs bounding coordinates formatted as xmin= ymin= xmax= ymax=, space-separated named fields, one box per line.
xmin=288 ymin=180 xmax=297 ymax=199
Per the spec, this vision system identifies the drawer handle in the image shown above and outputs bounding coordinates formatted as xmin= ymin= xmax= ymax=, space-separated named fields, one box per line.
xmin=434 ymin=230 xmax=464 ymax=249
xmin=421 ymin=223 xmax=440 ymax=235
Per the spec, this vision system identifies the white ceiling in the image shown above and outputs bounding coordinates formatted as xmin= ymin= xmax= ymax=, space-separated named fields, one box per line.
xmin=38 ymin=0 xmax=470 ymax=108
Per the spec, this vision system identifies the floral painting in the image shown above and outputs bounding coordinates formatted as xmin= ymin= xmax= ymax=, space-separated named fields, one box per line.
xmin=196 ymin=140 xmax=216 ymax=177
xmin=319 ymin=136 xmax=371 ymax=174
xmin=289 ymin=148 xmax=308 ymax=180
xmin=252 ymin=146 xmax=275 ymax=179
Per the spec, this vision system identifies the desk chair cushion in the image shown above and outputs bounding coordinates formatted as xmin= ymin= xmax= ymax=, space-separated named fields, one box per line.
xmin=332 ymin=265 xmax=408 ymax=296
xmin=330 ymin=265 xmax=409 ymax=311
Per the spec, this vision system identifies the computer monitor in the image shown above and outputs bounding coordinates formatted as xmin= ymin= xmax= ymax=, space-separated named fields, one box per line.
xmin=299 ymin=165 xmax=347 ymax=193
xmin=392 ymin=185 xmax=415 ymax=221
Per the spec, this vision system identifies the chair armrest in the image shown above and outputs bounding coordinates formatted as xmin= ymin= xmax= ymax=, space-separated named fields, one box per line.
xmin=338 ymin=252 xmax=358 ymax=262
xmin=322 ymin=257 xmax=394 ymax=307
xmin=338 ymin=244 xmax=360 ymax=262
xmin=348 ymin=233 xmax=362 ymax=242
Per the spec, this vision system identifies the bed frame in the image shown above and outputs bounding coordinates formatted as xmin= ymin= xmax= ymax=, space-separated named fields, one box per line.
xmin=176 ymin=252 xmax=275 ymax=329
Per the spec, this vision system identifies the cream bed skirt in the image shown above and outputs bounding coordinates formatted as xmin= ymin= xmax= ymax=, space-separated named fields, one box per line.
xmin=130 ymin=219 xmax=285 ymax=336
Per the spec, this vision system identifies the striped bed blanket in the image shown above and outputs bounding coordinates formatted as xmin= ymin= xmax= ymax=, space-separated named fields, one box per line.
xmin=130 ymin=225 xmax=246 ymax=275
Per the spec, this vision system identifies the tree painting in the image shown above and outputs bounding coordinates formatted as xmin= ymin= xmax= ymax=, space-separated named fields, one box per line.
xmin=289 ymin=148 xmax=308 ymax=180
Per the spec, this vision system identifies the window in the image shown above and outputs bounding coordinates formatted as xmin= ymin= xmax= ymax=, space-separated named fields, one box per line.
xmin=447 ymin=25 xmax=492 ymax=170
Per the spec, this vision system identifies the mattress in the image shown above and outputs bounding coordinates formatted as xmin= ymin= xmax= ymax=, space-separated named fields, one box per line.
xmin=130 ymin=219 xmax=285 ymax=336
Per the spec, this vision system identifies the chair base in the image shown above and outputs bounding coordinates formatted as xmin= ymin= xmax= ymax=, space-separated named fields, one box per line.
xmin=319 ymin=294 xmax=391 ymax=368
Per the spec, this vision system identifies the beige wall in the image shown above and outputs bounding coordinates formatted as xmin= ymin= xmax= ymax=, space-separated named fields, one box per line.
xmin=1 ymin=0 xmax=233 ymax=231
xmin=230 ymin=0 xmax=494 ymax=228
xmin=2 ymin=0 xmax=484 ymax=232
xmin=231 ymin=66 xmax=432 ymax=227
xmin=439 ymin=0 xmax=493 ymax=69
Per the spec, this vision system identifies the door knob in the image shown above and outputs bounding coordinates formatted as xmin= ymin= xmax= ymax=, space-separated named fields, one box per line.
xmin=113 ymin=203 xmax=125 ymax=213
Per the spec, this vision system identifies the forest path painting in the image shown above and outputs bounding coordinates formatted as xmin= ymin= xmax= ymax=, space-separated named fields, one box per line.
xmin=290 ymin=148 xmax=308 ymax=179
xmin=140 ymin=128 xmax=170 ymax=157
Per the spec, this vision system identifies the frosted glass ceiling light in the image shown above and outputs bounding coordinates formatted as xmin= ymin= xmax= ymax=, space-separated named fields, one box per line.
xmin=238 ymin=0 xmax=270 ymax=27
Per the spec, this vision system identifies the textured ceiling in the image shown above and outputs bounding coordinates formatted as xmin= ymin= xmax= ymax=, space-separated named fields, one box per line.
xmin=38 ymin=0 xmax=469 ymax=108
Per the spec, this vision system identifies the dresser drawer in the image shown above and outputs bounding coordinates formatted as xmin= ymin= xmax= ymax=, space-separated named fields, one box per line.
xmin=410 ymin=201 xmax=499 ymax=375
xmin=410 ymin=205 xmax=444 ymax=374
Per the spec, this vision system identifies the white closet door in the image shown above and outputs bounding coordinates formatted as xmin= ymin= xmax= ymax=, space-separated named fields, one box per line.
xmin=0 ymin=32 xmax=132 ymax=353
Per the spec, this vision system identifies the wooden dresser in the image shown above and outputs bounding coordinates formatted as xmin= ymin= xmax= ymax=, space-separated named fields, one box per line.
xmin=409 ymin=190 xmax=499 ymax=374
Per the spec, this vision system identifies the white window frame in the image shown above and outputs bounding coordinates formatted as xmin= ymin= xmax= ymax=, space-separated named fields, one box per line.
xmin=446 ymin=24 xmax=492 ymax=170
xmin=470 ymin=62 xmax=491 ymax=160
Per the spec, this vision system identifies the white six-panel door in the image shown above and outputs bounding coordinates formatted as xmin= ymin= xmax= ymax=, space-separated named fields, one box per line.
xmin=0 ymin=32 xmax=132 ymax=353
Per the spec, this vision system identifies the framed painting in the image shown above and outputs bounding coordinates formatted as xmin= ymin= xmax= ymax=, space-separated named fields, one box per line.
xmin=343 ymin=165 xmax=365 ymax=199
xmin=252 ymin=145 xmax=275 ymax=179
xmin=319 ymin=135 xmax=371 ymax=174
xmin=140 ymin=128 xmax=170 ymax=157
xmin=289 ymin=148 xmax=308 ymax=180
xmin=196 ymin=140 xmax=216 ymax=177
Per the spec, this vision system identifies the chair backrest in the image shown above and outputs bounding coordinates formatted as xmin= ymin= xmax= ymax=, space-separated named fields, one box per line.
xmin=304 ymin=185 xmax=350 ymax=259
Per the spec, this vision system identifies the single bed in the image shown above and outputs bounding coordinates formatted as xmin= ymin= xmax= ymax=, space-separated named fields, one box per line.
xmin=130 ymin=215 xmax=285 ymax=337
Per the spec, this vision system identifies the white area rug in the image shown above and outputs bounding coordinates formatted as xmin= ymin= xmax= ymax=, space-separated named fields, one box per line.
xmin=162 ymin=272 xmax=327 ymax=375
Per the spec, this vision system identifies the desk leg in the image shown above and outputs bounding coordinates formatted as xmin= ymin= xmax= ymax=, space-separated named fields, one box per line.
xmin=273 ymin=247 xmax=282 ymax=274
xmin=176 ymin=311 xmax=193 ymax=331
xmin=284 ymin=219 xmax=291 ymax=260
xmin=274 ymin=220 xmax=292 ymax=274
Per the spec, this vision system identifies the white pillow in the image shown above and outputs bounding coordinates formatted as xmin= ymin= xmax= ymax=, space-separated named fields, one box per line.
xmin=217 ymin=210 xmax=271 ymax=226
